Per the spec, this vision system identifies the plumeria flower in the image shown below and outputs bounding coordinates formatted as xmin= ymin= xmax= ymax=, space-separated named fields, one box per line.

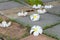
xmin=0 ymin=21 xmax=11 ymax=27
xmin=44 ymin=5 xmax=53 ymax=9
xmin=17 ymin=11 xmax=28 ymax=16
xmin=30 ymin=25 xmax=43 ymax=36
xmin=32 ymin=4 xmax=42 ymax=9
xmin=30 ymin=14 xmax=40 ymax=21
xmin=37 ymin=9 xmax=47 ymax=14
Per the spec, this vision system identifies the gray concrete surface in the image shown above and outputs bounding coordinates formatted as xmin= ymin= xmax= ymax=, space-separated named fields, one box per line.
xmin=44 ymin=24 xmax=60 ymax=40
xmin=0 ymin=1 xmax=24 ymax=10
xmin=42 ymin=0 xmax=56 ymax=2
xmin=0 ymin=0 xmax=9 ymax=3
xmin=47 ymin=5 xmax=60 ymax=15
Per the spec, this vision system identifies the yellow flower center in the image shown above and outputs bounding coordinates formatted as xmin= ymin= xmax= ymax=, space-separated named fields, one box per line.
xmin=34 ymin=16 xmax=37 ymax=19
xmin=34 ymin=28 xmax=38 ymax=32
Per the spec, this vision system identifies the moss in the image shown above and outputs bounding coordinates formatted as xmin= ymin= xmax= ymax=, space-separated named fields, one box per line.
xmin=43 ymin=32 xmax=58 ymax=40
xmin=11 ymin=0 xmax=20 ymax=3
xmin=43 ymin=22 xmax=60 ymax=30
xmin=0 ymin=17 xmax=3 ymax=23
xmin=21 ymin=32 xmax=30 ymax=39
xmin=9 ymin=18 xmax=26 ymax=28
xmin=26 ymin=0 xmax=44 ymax=6
xmin=25 ymin=24 xmax=31 ymax=32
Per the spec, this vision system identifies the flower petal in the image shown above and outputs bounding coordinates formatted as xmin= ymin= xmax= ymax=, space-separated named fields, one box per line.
xmin=24 ymin=12 xmax=28 ymax=16
xmin=31 ymin=25 xmax=38 ymax=30
xmin=0 ymin=23 xmax=2 ymax=27
xmin=2 ymin=21 xmax=7 ymax=27
xmin=38 ymin=28 xmax=43 ymax=34
xmin=32 ymin=4 xmax=42 ymax=9
xmin=37 ymin=4 xmax=41 ymax=8
xmin=37 ymin=9 xmax=46 ymax=14
xmin=30 ymin=30 xmax=34 ymax=34
xmin=33 ymin=32 xmax=39 ymax=36
xmin=17 ymin=12 xmax=22 ymax=16
xmin=32 ymin=5 xmax=36 ymax=8
xmin=44 ymin=5 xmax=53 ymax=9
xmin=30 ymin=15 xmax=33 ymax=20
xmin=6 ymin=21 xmax=11 ymax=27
xmin=37 ymin=26 xmax=43 ymax=34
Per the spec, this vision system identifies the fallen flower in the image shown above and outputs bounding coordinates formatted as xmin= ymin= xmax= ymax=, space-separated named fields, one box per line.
xmin=32 ymin=4 xmax=42 ymax=9
xmin=44 ymin=5 xmax=53 ymax=9
xmin=30 ymin=25 xmax=43 ymax=36
xmin=30 ymin=14 xmax=40 ymax=21
xmin=37 ymin=9 xmax=47 ymax=14
xmin=0 ymin=21 xmax=11 ymax=27
xmin=17 ymin=11 xmax=28 ymax=16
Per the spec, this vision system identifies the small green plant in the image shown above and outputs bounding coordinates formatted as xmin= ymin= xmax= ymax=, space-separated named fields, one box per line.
xmin=21 ymin=32 xmax=30 ymax=39
xmin=26 ymin=24 xmax=31 ymax=32
xmin=0 ymin=17 xmax=3 ymax=23
xmin=26 ymin=0 xmax=44 ymax=6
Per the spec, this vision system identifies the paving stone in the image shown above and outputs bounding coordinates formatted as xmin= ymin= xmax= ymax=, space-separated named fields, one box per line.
xmin=14 ymin=0 xmax=32 ymax=7
xmin=44 ymin=24 xmax=60 ymax=40
xmin=45 ymin=1 xmax=60 ymax=6
xmin=42 ymin=0 xmax=56 ymax=3
xmin=44 ymin=1 xmax=60 ymax=15
xmin=0 ymin=0 xmax=9 ymax=3
xmin=0 ymin=1 xmax=24 ymax=10
xmin=43 ymin=0 xmax=60 ymax=3
xmin=21 ymin=34 xmax=56 ymax=40
xmin=47 ymin=5 xmax=60 ymax=15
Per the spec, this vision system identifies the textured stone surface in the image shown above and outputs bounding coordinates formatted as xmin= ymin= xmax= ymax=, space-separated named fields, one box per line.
xmin=0 ymin=1 xmax=24 ymax=10
xmin=0 ymin=0 xmax=9 ymax=3
xmin=45 ymin=1 xmax=60 ymax=6
xmin=42 ymin=0 xmax=56 ymax=3
xmin=47 ymin=5 xmax=60 ymax=15
xmin=44 ymin=24 xmax=60 ymax=40
xmin=44 ymin=1 xmax=60 ymax=15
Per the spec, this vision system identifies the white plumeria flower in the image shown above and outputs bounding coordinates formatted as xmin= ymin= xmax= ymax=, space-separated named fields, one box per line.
xmin=30 ymin=14 xmax=40 ymax=21
xmin=17 ymin=11 xmax=28 ymax=16
xmin=30 ymin=25 xmax=43 ymax=36
xmin=37 ymin=9 xmax=47 ymax=14
xmin=44 ymin=5 xmax=53 ymax=9
xmin=0 ymin=21 xmax=11 ymax=27
xmin=32 ymin=4 xmax=42 ymax=9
